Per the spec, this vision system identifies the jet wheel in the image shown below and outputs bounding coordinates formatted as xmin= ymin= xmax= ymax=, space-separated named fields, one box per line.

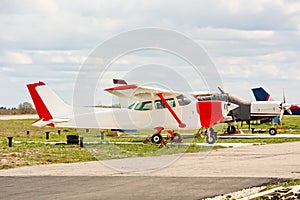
xmin=269 ymin=128 xmax=277 ymax=136
xmin=151 ymin=133 xmax=163 ymax=144
xmin=227 ymin=126 xmax=236 ymax=134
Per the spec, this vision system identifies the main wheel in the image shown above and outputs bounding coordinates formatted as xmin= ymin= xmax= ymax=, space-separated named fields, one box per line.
xmin=269 ymin=128 xmax=277 ymax=136
xmin=171 ymin=133 xmax=182 ymax=143
xmin=151 ymin=133 xmax=163 ymax=144
xmin=227 ymin=126 xmax=236 ymax=134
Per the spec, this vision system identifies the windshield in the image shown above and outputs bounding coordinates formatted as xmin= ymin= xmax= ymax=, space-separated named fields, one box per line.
xmin=176 ymin=95 xmax=191 ymax=106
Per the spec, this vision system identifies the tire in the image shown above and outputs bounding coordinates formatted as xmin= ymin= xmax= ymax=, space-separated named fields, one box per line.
xmin=269 ymin=128 xmax=277 ymax=136
xmin=171 ymin=133 xmax=182 ymax=143
xmin=151 ymin=133 xmax=163 ymax=144
xmin=206 ymin=135 xmax=216 ymax=144
xmin=206 ymin=128 xmax=217 ymax=144
xmin=212 ymin=131 xmax=218 ymax=140
xmin=227 ymin=126 xmax=236 ymax=134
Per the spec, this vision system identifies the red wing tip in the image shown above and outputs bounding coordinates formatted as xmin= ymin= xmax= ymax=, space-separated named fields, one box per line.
xmin=105 ymin=84 xmax=138 ymax=91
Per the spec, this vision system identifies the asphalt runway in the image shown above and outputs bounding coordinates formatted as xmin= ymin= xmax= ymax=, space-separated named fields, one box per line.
xmin=1 ymin=142 xmax=299 ymax=199
xmin=0 ymin=176 xmax=276 ymax=200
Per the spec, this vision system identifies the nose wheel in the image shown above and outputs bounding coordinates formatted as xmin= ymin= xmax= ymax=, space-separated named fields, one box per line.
xmin=205 ymin=128 xmax=217 ymax=144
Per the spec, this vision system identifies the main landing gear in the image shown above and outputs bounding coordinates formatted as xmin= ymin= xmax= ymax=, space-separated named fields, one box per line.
xmin=205 ymin=128 xmax=217 ymax=144
xmin=148 ymin=127 xmax=183 ymax=145
xmin=269 ymin=127 xmax=277 ymax=136
xmin=227 ymin=126 xmax=236 ymax=134
xmin=151 ymin=133 xmax=163 ymax=144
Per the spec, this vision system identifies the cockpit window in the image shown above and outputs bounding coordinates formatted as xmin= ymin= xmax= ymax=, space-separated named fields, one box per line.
xmin=134 ymin=101 xmax=153 ymax=110
xmin=176 ymin=95 xmax=191 ymax=106
xmin=155 ymin=98 xmax=175 ymax=109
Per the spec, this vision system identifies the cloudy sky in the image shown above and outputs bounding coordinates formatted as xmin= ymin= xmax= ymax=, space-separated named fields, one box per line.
xmin=0 ymin=0 xmax=300 ymax=108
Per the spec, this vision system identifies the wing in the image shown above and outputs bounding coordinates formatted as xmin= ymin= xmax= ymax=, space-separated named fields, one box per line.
xmin=105 ymin=81 xmax=180 ymax=101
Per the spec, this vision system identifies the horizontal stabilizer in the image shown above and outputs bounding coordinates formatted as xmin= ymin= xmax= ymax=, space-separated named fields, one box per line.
xmin=32 ymin=118 xmax=70 ymax=127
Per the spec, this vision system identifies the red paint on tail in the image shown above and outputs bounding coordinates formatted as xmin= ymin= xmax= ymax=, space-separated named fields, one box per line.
xmin=197 ymin=101 xmax=224 ymax=128
xmin=27 ymin=82 xmax=53 ymax=121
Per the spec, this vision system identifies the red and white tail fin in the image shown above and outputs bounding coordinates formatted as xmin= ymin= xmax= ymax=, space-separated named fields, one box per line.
xmin=27 ymin=82 xmax=72 ymax=126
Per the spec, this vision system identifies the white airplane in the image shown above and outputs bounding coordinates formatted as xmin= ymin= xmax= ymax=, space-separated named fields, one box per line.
xmin=27 ymin=80 xmax=239 ymax=144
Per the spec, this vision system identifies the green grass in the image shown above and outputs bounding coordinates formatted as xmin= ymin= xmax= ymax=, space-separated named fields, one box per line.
xmin=261 ymin=179 xmax=300 ymax=192
xmin=236 ymin=115 xmax=300 ymax=134
xmin=0 ymin=142 xmax=96 ymax=169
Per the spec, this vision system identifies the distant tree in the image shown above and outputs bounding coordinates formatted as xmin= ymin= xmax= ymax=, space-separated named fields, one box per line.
xmin=18 ymin=102 xmax=36 ymax=114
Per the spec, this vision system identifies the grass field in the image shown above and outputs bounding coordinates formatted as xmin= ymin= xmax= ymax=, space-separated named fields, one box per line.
xmin=1 ymin=116 xmax=300 ymax=169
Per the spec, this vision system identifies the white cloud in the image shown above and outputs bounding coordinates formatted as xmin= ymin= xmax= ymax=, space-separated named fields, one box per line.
xmin=192 ymin=27 xmax=274 ymax=41
xmin=3 ymin=51 xmax=32 ymax=64
xmin=0 ymin=0 xmax=300 ymax=106
xmin=0 ymin=67 xmax=15 ymax=72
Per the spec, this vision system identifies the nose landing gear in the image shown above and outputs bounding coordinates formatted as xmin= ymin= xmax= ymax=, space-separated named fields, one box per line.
xmin=205 ymin=128 xmax=217 ymax=144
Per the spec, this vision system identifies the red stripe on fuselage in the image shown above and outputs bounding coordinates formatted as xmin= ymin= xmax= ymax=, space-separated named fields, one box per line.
xmin=27 ymin=82 xmax=53 ymax=121
xmin=197 ymin=101 xmax=224 ymax=128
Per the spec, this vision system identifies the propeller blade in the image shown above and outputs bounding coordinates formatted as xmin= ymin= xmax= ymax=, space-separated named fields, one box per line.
xmin=217 ymin=87 xmax=225 ymax=94
xmin=287 ymin=109 xmax=292 ymax=115
xmin=279 ymin=109 xmax=285 ymax=125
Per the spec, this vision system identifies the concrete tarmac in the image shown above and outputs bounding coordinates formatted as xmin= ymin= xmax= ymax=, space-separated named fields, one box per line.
xmin=1 ymin=142 xmax=299 ymax=199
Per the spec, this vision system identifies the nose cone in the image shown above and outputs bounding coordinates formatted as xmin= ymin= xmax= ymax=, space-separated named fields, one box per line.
xmin=222 ymin=102 xmax=239 ymax=118
xmin=227 ymin=103 xmax=239 ymax=111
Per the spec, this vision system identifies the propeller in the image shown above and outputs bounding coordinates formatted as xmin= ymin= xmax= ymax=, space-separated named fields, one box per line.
xmin=278 ymin=89 xmax=292 ymax=124
xmin=217 ymin=87 xmax=237 ymax=122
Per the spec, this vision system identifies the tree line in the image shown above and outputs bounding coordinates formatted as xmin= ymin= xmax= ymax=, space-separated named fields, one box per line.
xmin=0 ymin=102 xmax=36 ymax=115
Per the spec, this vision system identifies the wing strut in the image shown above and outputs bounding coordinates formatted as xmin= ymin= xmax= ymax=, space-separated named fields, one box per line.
xmin=156 ymin=93 xmax=186 ymax=128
